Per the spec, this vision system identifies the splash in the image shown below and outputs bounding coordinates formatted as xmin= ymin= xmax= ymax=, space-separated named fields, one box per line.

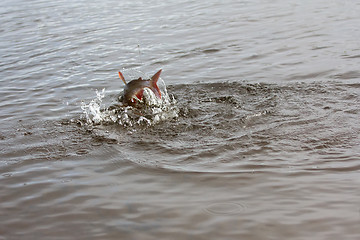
xmin=81 ymin=88 xmax=107 ymax=125
xmin=80 ymin=73 xmax=178 ymax=127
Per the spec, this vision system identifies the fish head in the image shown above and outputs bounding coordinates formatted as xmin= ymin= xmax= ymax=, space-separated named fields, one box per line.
xmin=118 ymin=70 xmax=162 ymax=107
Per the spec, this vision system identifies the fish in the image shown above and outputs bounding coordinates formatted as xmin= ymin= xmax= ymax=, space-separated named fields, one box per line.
xmin=118 ymin=69 xmax=162 ymax=106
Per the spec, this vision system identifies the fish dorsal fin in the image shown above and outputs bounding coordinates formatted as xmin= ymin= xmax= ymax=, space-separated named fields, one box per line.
xmin=118 ymin=71 xmax=127 ymax=85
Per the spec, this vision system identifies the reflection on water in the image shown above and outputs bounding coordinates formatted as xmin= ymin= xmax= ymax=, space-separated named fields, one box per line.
xmin=1 ymin=0 xmax=360 ymax=239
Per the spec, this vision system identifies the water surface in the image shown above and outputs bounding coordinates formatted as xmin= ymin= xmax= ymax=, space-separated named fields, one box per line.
xmin=1 ymin=0 xmax=360 ymax=239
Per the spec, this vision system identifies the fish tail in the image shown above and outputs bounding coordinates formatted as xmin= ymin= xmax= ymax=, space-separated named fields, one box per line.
xmin=150 ymin=69 xmax=162 ymax=99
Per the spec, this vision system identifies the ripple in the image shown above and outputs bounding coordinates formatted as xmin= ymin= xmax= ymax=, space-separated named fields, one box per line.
xmin=333 ymin=71 xmax=360 ymax=80
xmin=1 ymin=0 xmax=360 ymax=239
xmin=204 ymin=202 xmax=247 ymax=215
xmin=75 ymin=149 xmax=89 ymax=155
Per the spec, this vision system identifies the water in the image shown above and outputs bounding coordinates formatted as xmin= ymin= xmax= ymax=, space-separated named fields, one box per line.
xmin=1 ymin=0 xmax=360 ymax=239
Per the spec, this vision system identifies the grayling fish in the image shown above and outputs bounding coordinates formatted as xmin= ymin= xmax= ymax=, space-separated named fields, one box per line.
xmin=118 ymin=69 xmax=162 ymax=106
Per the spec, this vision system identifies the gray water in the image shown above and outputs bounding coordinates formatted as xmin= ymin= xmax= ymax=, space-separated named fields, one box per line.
xmin=1 ymin=0 xmax=360 ymax=239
